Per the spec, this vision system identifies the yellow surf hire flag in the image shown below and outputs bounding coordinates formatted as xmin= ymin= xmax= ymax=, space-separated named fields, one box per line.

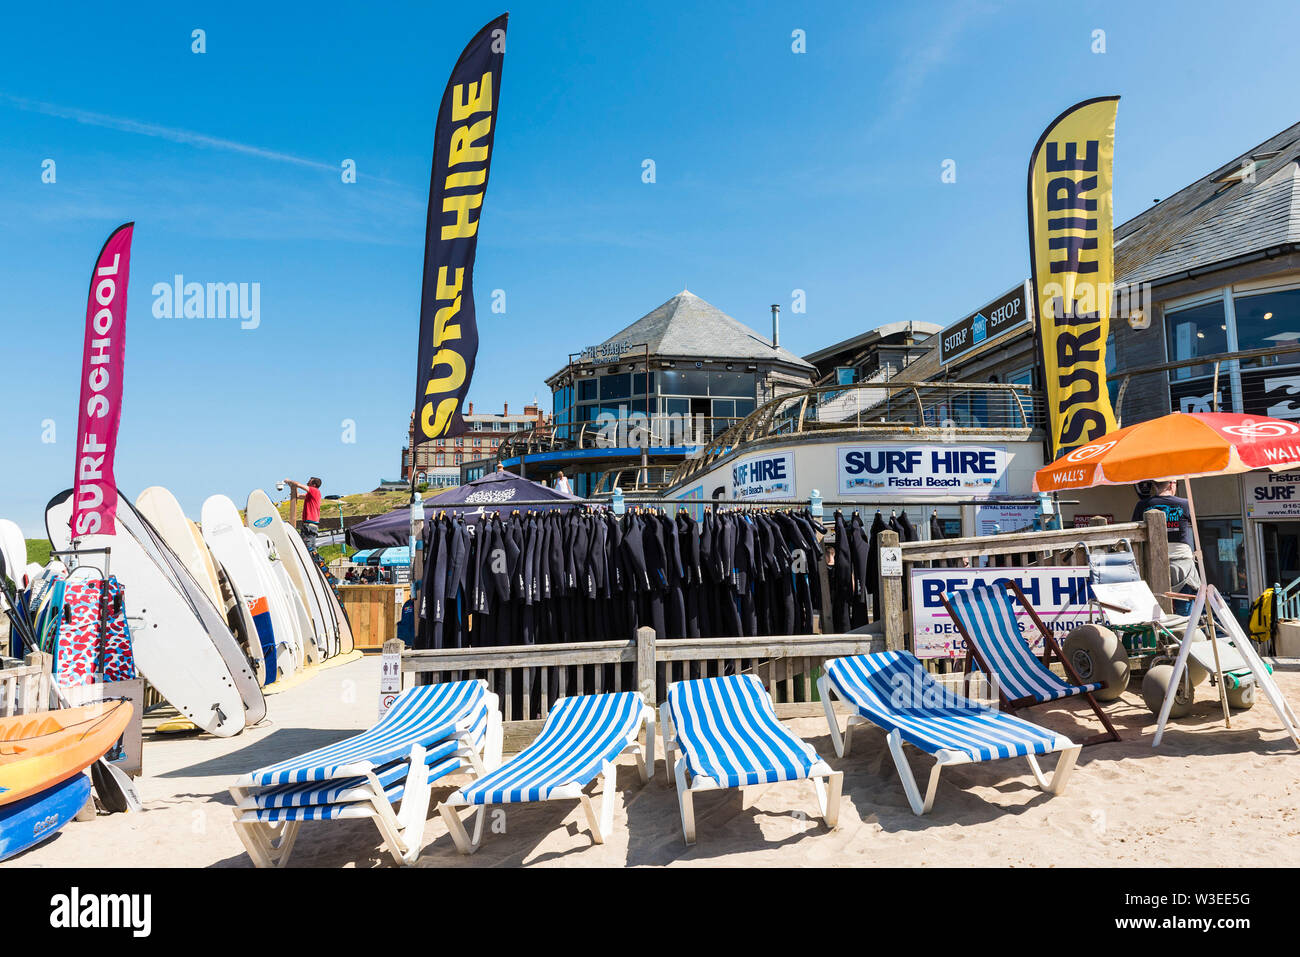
xmin=1028 ymin=96 xmax=1120 ymax=458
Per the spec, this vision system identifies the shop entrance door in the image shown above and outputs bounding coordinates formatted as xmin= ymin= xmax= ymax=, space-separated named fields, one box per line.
xmin=1262 ymin=521 xmax=1300 ymax=588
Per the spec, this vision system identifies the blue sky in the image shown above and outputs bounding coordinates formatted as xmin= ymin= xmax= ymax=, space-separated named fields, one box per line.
xmin=2 ymin=0 xmax=1298 ymax=534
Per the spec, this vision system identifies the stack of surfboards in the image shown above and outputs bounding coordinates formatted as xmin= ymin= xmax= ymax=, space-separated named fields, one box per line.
xmin=45 ymin=486 xmax=354 ymax=737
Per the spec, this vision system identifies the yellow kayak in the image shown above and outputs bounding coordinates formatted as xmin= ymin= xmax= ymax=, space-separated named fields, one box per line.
xmin=0 ymin=700 xmax=133 ymax=806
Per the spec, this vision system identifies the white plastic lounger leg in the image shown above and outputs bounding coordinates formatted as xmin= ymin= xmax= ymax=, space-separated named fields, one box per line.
xmin=659 ymin=700 xmax=675 ymax=787
xmin=390 ymin=743 xmax=431 ymax=865
xmin=673 ymin=755 xmax=696 ymax=845
xmin=817 ymin=675 xmax=850 ymax=758
xmin=439 ymin=802 xmax=485 ymax=855
xmin=484 ymin=706 xmax=504 ymax=771
xmin=1026 ymin=744 xmax=1080 ymax=795
xmin=580 ymin=759 xmax=617 ymax=844
xmin=887 ymin=729 xmax=944 ymax=816
xmin=811 ymin=769 xmax=843 ymax=829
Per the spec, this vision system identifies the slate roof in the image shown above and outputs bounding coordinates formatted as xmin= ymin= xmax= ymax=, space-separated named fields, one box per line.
xmin=594 ymin=290 xmax=815 ymax=369
xmin=1115 ymin=121 xmax=1300 ymax=285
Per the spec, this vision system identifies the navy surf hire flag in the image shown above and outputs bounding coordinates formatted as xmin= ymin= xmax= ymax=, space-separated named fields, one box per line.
xmin=412 ymin=13 xmax=507 ymax=454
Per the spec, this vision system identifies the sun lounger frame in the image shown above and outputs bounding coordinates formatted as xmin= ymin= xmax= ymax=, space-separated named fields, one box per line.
xmin=438 ymin=692 xmax=654 ymax=855
xmin=230 ymin=694 xmax=502 ymax=867
xmin=816 ymin=656 xmax=1080 ymax=815
xmin=942 ymin=579 xmax=1120 ymax=746
xmin=660 ymin=676 xmax=842 ymax=845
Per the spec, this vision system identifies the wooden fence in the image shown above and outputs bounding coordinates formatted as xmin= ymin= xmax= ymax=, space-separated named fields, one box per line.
xmin=0 ymin=651 xmax=53 ymax=717
xmin=399 ymin=628 xmax=883 ymax=747
xmin=399 ymin=510 xmax=1172 ymax=742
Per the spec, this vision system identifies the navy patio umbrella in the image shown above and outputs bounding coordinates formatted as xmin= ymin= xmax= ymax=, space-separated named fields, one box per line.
xmin=345 ymin=470 xmax=581 ymax=549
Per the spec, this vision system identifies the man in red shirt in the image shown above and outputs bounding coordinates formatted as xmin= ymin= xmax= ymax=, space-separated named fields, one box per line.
xmin=284 ymin=476 xmax=323 ymax=551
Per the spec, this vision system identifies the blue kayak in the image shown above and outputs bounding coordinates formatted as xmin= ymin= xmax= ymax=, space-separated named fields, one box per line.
xmin=0 ymin=774 xmax=91 ymax=862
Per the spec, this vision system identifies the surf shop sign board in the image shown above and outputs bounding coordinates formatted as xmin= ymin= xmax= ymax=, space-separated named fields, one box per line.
xmin=939 ymin=282 xmax=1032 ymax=366
xmin=910 ymin=567 xmax=1093 ymax=658
xmin=838 ymin=444 xmax=1010 ymax=497
xmin=731 ymin=451 xmax=794 ymax=500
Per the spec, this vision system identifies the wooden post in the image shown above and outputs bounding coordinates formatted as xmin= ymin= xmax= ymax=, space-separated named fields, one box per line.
xmin=877 ymin=530 xmax=905 ymax=651
xmin=22 ymin=651 xmax=52 ymax=714
xmin=1143 ymin=508 xmax=1172 ymax=613
xmin=288 ymin=486 xmax=299 ymax=527
xmin=1089 ymin=515 xmax=1108 ymax=528
xmin=635 ymin=626 xmax=656 ymax=705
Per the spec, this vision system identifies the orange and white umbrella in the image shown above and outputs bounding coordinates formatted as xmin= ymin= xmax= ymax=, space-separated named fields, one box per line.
xmin=1034 ymin=411 xmax=1300 ymax=748
xmin=1034 ymin=412 xmax=1300 ymax=491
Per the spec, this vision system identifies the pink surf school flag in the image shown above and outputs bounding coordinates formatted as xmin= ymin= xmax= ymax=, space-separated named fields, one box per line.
xmin=71 ymin=222 xmax=133 ymax=538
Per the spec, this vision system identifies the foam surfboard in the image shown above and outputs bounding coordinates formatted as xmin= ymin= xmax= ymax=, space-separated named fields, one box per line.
xmin=292 ymin=524 xmax=342 ymax=657
xmin=213 ymin=557 xmax=267 ymax=685
xmin=135 ymin=487 xmax=224 ymax=614
xmin=46 ymin=491 xmax=251 ymax=736
xmin=245 ymin=527 xmax=305 ymax=671
xmin=303 ymin=537 xmax=355 ymax=655
xmin=258 ymin=532 xmax=319 ymax=667
xmin=246 ymin=489 xmax=335 ymax=658
xmin=0 ymin=519 xmax=28 ymax=588
xmin=201 ymin=495 xmax=293 ymax=681
xmin=186 ymin=520 xmax=226 ymax=618
xmin=115 ymin=494 xmax=265 ymax=724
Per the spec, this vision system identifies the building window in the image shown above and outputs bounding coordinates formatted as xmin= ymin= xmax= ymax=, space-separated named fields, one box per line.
xmin=1233 ymin=287 xmax=1300 ymax=367
xmin=1166 ymin=299 xmax=1228 ymax=380
xmin=436 ymin=453 xmax=445 ymax=466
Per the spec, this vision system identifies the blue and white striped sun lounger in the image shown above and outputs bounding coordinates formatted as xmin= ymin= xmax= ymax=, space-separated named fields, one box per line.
xmin=943 ymin=580 xmax=1120 ymax=744
xmin=662 ymin=673 xmax=842 ymax=844
xmin=438 ymin=691 xmax=653 ymax=854
xmin=819 ymin=651 xmax=1081 ymax=815
xmin=230 ymin=680 xmax=501 ymax=867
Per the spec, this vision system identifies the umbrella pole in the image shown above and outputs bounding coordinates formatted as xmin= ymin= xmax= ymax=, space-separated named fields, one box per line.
xmin=1184 ymin=483 xmax=1231 ymax=728
xmin=1152 ymin=482 xmax=1231 ymax=745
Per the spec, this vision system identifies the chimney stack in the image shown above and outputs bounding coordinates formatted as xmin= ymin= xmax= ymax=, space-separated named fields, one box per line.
xmin=503 ymin=402 xmax=508 ymax=414
xmin=468 ymin=401 xmax=474 ymax=415
xmin=770 ymin=304 xmax=781 ymax=348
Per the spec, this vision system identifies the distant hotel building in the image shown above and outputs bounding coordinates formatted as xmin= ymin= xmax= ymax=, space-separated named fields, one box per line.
xmin=402 ymin=402 xmax=549 ymax=488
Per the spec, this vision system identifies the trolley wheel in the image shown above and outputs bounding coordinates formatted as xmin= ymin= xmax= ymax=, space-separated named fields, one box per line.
xmin=1142 ymin=663 xmax=1194 ymax=718
xmin=1063 ymin=624 xmax=1129 ymax=701
xmin=1226 ymin=675 xmax=1256 ymax=711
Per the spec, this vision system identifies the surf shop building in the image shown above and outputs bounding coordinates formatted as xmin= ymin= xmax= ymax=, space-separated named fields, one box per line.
xmin=910 ymin=120 xmax=1300 ymax=618
xmin=497 ymin=290 xmax=816 ymax=497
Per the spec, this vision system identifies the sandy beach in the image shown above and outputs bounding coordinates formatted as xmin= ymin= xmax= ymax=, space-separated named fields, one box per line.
xmin=7 ymin=653 xmax=1299 ymax=869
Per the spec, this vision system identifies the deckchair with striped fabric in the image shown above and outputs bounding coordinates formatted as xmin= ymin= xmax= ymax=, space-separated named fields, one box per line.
xmin=438 ymin=691 xmax=653 ymax=855
xmin=662 ymin=673 xmax=842 ymax=845
xmin=819 ymin=651 xmax=1081 ymax=815
xmin=230 ymin=680 xmax=501 ymax=867
xmin=942 ymin=580 xmax=1120 ymax=745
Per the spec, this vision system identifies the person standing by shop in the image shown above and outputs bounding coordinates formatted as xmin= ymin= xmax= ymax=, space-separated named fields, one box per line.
xmin=284 ymin=476 xmax=324 ymax=552
xmin=554 ymin=470 xmax=572 ymax=496
xmin=1132 ymin=480 xmax=1201 ymax=602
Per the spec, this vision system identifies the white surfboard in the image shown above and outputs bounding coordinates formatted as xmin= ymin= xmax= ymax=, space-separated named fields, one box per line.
xmin=247 ymin=489 xmax=334 ymax=658
xmin=136 ymin=487 xmax=224 ymax=613
xmin=46 ymin=491 xmax=252 ymax=736
xmin=259 ymin=533 xmax=319 ymax=667
xmin=213 ymin=557 xmax=266 ymax=686
xmin=245 ymin=527 xmax=305 ymax=672
xmin=0 ymin=519 xmax=28 ymax=588
xmin=300 ymin=534 xmax=354 ymax=655
xmin=202 ymin=495 xmax=298 ymax=681
xmin=261 ymin=535 xmax=317 ymax=670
